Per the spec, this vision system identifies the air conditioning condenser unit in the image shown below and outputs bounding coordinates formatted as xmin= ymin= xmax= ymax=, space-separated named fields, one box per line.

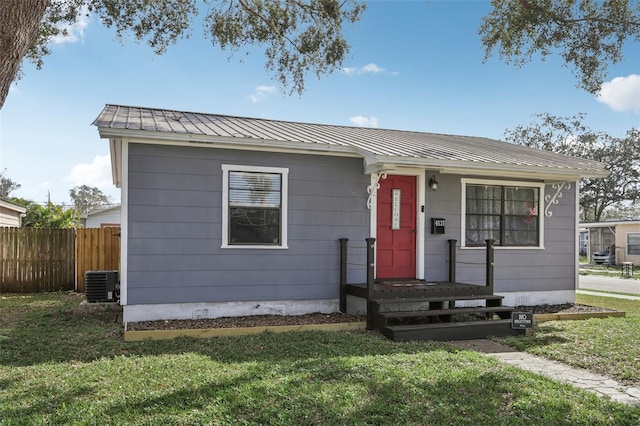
xmin=85 ymin=270 xmax=119 ymax=303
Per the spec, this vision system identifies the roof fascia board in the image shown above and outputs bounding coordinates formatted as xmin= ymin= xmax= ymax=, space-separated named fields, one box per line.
xmin=87 ymin=204 xmax=121 ymax=216
xmin=110 ymin=138 xmax=122 ymax=188
xmin=0 ymin=199 xmax=27 ymax=213
xmin=413 ymin=159 xmax=603 ymax=179
xmin=99 ymin=128 xmax=360 ymax=158
xmin=364 ymin=157 xmax=593 ymax=181
xmin=581 ymin=221 xmax=640 ymax=227
xmin=438 ymin=165 xmax=586 ymax=181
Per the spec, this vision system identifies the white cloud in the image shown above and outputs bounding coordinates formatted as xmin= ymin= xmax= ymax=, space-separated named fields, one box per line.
xmin=361 ymin=63 xmax=384 ymax=73
xmin=596 ymin=74 xmax=640 ymax=113
xmin=342 ymin=63 xmax=388 ymax=76
xmin=349 ymin=116 xmax=379 ymax=127
xmin=50 ymin=5 xmax=91 ymax=44
xmin=66 ymin=154 xmax=113 ymax=190
xmin=249 ymin=85 xmax=276 ymax=103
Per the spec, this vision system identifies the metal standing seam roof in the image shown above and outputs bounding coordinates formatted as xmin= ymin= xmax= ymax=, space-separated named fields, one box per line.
xmin=93 ymin=104 xmax=607 ymax=178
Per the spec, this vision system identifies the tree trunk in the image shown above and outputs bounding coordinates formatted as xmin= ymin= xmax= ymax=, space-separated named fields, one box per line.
xmin=0 ymin=0 xmax=50 ymax=110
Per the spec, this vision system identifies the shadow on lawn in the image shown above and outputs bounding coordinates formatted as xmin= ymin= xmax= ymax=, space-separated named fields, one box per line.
xmin=0 ymin=294 xmax=452 ymax=367
xmin=4 ymin=295 xmax=640 ymax=425
xmin=1 ymin=383 xmax=95 ymax=421
xmin=494 ymin=323 xmax=571 ymax=352
xmin=93 ymin=368 xmax=583 ymax=425
xmin=16 ymin=354 xmax=629 ymax=425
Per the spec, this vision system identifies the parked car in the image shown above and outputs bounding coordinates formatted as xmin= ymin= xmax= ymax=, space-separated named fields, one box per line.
xmin=592 ymin=249 xmax=611 ymax=264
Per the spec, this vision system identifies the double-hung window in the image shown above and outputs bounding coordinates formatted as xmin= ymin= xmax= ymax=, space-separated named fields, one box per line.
xmin=462 ymin=179 xmax=543 ymax=247
xmin=222 ymin=165 xmax=288 ymax=248
xmin=628 ymin=233 xmax=640 ymax=256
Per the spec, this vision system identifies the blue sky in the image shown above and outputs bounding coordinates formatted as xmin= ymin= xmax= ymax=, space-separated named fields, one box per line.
xmin=1 ymin=1 xmax=638 ymax=205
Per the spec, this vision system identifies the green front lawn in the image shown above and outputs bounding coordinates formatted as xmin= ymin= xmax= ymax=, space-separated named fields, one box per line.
xmin=496 ymin=294 xmax=640 ymax=386
xmin=1 ymin=293 xmax=639 ymax=425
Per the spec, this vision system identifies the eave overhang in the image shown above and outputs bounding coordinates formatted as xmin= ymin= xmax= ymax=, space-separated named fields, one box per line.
xmin=99 ymin=126 xmax=608 ymax=186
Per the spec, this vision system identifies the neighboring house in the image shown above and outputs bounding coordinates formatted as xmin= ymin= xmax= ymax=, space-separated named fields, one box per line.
xmin=85 ymin=205 xmax=121 ymax=228
xmin=0 ymin=198 xmax=27 ymax=227
xmin=580 ymin=221 xmax=640 ymax=265
xmin=93 ymin=104 xmax=607 ymax=325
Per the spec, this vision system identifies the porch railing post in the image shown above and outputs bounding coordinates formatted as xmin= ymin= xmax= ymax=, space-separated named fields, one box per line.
xmin=448 ymin=239 xmax=457 ymax=283
xmin=485 ymin=239 xmax=495 ymax=293
xmin=339 ymin=238 xmax=348 ymax=313
xmin=366 ymin=237 xmax=376 ymax=330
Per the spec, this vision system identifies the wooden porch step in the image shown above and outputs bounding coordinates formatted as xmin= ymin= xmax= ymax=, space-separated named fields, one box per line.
xmin=381 ymin=319 xmax=523 ymax=342
xmin=373 ymin=294 xmax=504 ymax=305
xmin=377 ymin=306 xmax=514 ymax=321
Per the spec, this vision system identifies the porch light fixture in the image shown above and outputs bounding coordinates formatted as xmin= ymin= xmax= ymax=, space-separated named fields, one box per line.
xmin=429 ymin=175 xmax=439 ymax=191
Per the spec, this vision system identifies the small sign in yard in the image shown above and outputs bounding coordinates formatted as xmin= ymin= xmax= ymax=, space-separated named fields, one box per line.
xmin=511 ymin=312 xmax=533 ymax=329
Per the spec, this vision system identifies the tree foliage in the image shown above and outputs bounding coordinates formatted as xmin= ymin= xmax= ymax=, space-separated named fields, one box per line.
xmin=602 ymin=202 xmax=640 ymax=220
xmin=8 ymin=197 xmax=32 ymax=207
xmin=480 ymin=0 xmax=640 ymax=94
xmin=503 ymin=113 xmax=640 ymax=222
xmin=22 ymin=202 xmax=81 ymax=228
xmin=69 ymin=184 xmax=111 ymax=215
xmin=0 ymin=169 xmax=21 ymax=198
xmin=0 ymin=0 xmax=366 ymax=109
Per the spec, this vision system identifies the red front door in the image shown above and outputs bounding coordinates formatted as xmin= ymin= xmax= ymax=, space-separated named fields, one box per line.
xmin=376 ymin=175 xmax=417 ymax=279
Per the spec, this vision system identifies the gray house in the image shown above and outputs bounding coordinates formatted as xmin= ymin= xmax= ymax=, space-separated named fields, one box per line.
xmin=94 ymin=105 xmax=606 ymax=335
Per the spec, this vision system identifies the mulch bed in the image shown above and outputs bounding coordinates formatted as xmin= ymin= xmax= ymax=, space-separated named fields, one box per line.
xmin=127 ymin=312 xmax=366 ymax=331
xmin=126 ymin=304 xmax=614 ymax=331
xmin=515 ymin=303 xmax=615 ymax=314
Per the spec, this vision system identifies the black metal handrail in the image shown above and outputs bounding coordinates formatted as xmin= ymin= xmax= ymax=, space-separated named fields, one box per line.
xmin=339 ymin=238 xmax=375 ymax=326
xmin=447 ymin=238 xmax=494 ymax=292
xmin=341 ymin=237 xmax=494 ymax=329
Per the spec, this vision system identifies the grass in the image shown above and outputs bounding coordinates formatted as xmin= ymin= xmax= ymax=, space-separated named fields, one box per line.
xmin=578 ymin=288 xmax=640 ymax=297
xmin=496 ymin=293 xmax=640 ymax=386
xmin=1 ymin=293 xmax=639 ymax=425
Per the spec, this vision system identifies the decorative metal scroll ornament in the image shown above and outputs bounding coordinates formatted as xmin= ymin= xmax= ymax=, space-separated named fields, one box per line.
xmin=544 ymin=182 xmax=571 ymax=217
xmin=366 ymin=172 xmax=387 ymax=209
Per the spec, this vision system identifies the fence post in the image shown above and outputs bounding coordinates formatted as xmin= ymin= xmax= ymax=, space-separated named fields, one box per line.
xmin=610 ymin=244 xmax=616 ymax=265
xmin=448 ymin=239 xmax=457 ymax=283
xmin=339 ymin=238 xmax=348 ymax=313
xmin=485 ymin=239 xmax=495 ymax=293
xmin=366 ymin=237 xmax=376 ymax=330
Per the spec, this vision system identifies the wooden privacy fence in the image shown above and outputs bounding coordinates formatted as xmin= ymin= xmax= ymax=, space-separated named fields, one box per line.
xmin=75 ymin=227 xmax=120 ymax=293
xmin=0 ymin=227 xmax=120 ymax=293
xmin=0 ymin=228 xmax=75 ymax=292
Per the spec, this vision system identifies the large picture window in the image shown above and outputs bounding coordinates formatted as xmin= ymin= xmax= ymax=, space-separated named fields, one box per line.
xmin=463 ymin=180 xmax=542 ymax=247
xmin=222 ymin=165 xmax=288 ymax=248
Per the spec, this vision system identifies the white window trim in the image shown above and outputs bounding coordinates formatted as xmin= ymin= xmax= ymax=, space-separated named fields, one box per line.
xmin=460 ymin=178 xmax=545 ymax=249
xmin=222 ymin=164 xmax=289 ymax=249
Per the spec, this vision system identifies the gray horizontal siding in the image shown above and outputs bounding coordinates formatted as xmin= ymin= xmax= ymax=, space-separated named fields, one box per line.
xmin=424 ymin=173 xmax=578 ymax=293
xmin=127 ymin=143 xmax=369 ymax=305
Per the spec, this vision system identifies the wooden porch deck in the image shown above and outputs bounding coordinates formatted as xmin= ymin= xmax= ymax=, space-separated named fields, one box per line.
xmin=339 ymin=238 xmax=523 ymax=341
xmin=346 ymin=280 xmax=493 ymax=300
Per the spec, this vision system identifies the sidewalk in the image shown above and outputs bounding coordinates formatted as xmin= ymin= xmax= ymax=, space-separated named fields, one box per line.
xmin=577 ymin=289 xmax=640 ymax=300
xmin=450 ymin=339 xmax=640 ymax=407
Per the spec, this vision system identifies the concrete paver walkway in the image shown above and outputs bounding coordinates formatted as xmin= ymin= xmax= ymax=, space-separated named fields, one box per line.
xmin=451 ymin=339 xmax=640 ymax=407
